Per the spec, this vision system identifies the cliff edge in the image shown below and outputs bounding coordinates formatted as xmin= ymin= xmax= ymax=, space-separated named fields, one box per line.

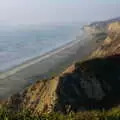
xmin=7 ymin=21 xmax=120 ymax=114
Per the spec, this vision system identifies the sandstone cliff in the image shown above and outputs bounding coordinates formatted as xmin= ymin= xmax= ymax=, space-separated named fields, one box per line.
xmin=84 ymin=17 xmax=120 ymax=35
xmin=91 ymin=22 xmax=120 ymax=58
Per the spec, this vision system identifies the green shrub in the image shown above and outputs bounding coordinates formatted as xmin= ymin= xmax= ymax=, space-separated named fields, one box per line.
xmin=0 ymin=106 xmax=120 ymax=120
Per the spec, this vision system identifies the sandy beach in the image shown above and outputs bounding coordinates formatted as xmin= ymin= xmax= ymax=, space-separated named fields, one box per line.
xmin=0 ymin=33 xmax=99 ymax=99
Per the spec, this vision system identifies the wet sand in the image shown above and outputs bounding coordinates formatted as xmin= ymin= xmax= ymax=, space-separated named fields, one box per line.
xmin=0 ymin=33 xmax=99 ymax=99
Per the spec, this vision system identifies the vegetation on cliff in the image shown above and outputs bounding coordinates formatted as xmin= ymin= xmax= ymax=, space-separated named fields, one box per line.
xmin=1 ymin=105 xmax=120 ymax=120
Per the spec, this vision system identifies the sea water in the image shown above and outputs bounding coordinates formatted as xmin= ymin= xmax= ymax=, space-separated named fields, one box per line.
xmin=0 ymin=24 xmax=81 ymax=71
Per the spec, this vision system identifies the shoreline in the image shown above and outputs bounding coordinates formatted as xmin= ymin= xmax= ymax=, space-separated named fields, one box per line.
xmin=0 ymin=36 xmax=83 ymax=79
xmin=0 ymin=33 xmax=99 ymax=99
xmin=0 ymin=39 xmax=78 ymax=73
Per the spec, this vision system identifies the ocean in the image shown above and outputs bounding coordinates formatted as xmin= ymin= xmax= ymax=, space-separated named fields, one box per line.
xmin=0 ymin=24 xmax=81 ymax=72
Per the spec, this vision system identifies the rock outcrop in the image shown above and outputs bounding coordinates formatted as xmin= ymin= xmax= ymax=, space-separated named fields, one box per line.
xmin=84 ymin=17 xmax=120 ymax=35
xmin=91 ymin=22 xmax=120 ymax=58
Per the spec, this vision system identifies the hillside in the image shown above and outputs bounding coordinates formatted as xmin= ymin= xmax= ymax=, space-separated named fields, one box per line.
xmin=83 ymin=17 xmax=120 ymax=43
xmin=84 ymin=17 xmax=120 ymax=35
xmin=6 ymin=21 xmax=120 ymax=115
xmin=91 ymin=22 xmax=120 ymax=57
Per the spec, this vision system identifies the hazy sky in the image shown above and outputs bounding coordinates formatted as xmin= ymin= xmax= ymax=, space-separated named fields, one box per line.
xmin=0 ymin=0 xmax=120 ymax=25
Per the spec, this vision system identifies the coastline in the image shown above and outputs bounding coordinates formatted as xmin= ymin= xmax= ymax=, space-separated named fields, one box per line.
xmin=0 ymin=33 xmax=99 ymax=99
xmin=0 ymin=36 xmax=83 ymax=79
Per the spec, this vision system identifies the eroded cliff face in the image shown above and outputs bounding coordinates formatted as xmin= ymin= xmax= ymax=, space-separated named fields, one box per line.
xmin=83 ymin=25 xmax=106 ymax=35
xmin=7 ymin=22 xmax=120 ymax=114
xmin=91 ymin=22 xmax=120 ymax=58
xmin=84 ymin=17 xmax=120 ymax=35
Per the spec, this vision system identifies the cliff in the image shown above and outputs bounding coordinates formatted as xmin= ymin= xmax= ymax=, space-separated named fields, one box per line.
xmin=83 ymin=17 xmax=120 ymax=35
xmin=7 ymin=21 xmax=120 ymax=114
xmin=91 ymin=22 xmax=120 ymax=57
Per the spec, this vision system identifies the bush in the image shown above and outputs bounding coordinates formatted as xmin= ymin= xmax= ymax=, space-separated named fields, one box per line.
xmin=0 ymin=106 xmax=120 ymax=120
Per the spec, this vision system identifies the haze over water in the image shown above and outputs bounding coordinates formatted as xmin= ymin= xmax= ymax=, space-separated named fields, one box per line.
xmin=0 ymin=24 xmax=81 ymax=71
